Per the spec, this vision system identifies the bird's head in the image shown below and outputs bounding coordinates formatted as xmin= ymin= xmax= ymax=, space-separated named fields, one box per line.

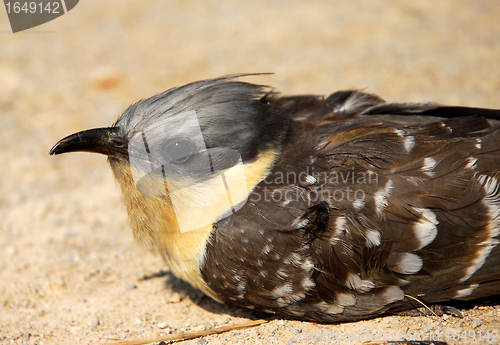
xmin=50 ymin=75 xmax=288 ymax=236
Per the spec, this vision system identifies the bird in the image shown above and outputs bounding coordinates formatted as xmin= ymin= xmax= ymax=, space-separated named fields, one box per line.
xmin=50 ymin=74 xmax=500 ymax=322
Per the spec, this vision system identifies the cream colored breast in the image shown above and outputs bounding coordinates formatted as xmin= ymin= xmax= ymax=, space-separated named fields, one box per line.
xmin=109 ymin=149 xmax=278 ymax=301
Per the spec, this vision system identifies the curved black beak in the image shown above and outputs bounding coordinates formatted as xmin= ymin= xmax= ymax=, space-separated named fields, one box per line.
xmin=49 ymin=127 xmax=128 ymax=157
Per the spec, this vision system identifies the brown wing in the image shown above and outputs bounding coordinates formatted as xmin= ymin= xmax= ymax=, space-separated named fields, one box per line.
xmin=201 ymin=91 xmax=500 ymax=321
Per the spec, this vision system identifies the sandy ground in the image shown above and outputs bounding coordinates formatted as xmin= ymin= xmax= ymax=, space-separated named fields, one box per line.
xmin=1 ymin=1 xmax=500 ymax=344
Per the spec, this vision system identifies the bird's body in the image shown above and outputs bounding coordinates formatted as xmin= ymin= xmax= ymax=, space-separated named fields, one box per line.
xmin=51 ymin=75 xmax=500 ymax=321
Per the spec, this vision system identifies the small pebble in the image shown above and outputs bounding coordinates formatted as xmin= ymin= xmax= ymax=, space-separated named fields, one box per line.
xmin=6 ymin=246 xmax=16 ymax=256
xmin=125 ymin=284 xmax=136 ymax=291
xmin=156 ymin=322 xmax=168 ymax=329
xmin=475 ymin=319 xmax=483 ymax=328
xmin=165 ymin=292 xmax=182 ymax=303
xmin=442 ymin=314 xmax=451 ymax=321
xmin=197 ymin=339 xmax=208 ymax=345
xmin=54 ymin=278 xmax=65 ymax=286
xmin=69 ymin=326 xmax=81 ymax=335
xmin=91 ymin=316 xmax=100 ymax=330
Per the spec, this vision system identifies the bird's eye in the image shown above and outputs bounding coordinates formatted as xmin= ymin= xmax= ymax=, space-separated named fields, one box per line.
xmin=164 ymin=138 xmax=196 ymax=164
xmin=110 ymin=138 xmax=126 ymax=148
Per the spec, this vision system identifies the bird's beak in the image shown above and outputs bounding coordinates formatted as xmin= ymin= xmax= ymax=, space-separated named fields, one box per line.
xmin=49 ymin=127 xmax=128 ymax=158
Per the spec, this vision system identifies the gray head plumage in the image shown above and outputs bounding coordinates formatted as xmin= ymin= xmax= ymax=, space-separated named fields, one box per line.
xmin=115 ymin=75 xmax=282 ymax=159
xmin=111 ymin=75 xmax=289 ymax=197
